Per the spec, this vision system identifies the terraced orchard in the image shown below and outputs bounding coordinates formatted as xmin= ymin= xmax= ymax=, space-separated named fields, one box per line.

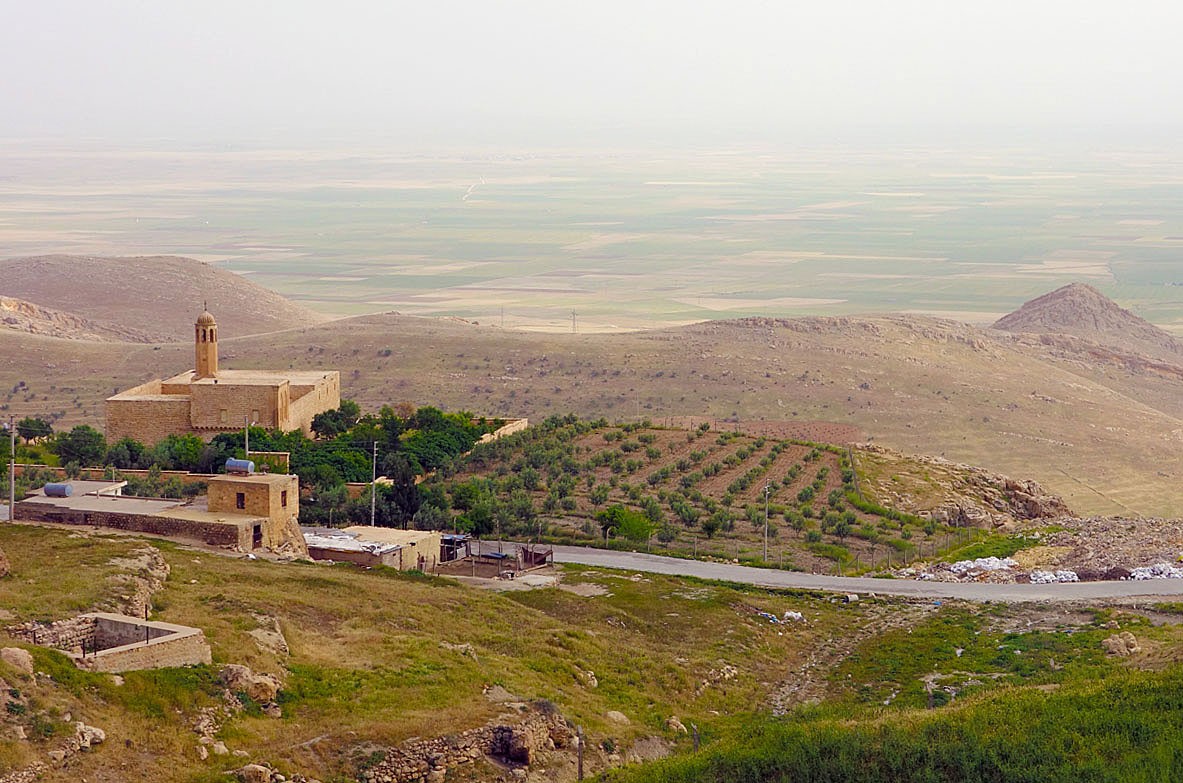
xmin=424 ymin=417 xmax=943 ymax=573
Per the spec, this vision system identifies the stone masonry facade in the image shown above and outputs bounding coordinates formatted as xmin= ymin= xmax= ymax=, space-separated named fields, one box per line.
xmin=106 ymin=308 xmax=339 ymax=444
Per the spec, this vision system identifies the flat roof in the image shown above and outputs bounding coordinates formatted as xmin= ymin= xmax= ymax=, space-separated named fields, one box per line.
xmin=37 ymin=479 xmax=128 ymax=496
xmin=302 ymin=528 xmax=401 ymax=555
xmin=21 ymin=492 xmax=182 ymax=515
xmin=342 ymin=526 xmax=439 ymax=546
xmin=19 ymin=490 xmax=262 ymax=529
xmin=208 ymin=473 xmax=296 ymax=486
xmin=159 ymin=369 xmax=338 ymax=387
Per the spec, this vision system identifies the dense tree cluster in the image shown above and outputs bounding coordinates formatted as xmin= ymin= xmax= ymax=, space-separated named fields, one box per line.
xmin=14 ymin=402 xmax=495 ymax=529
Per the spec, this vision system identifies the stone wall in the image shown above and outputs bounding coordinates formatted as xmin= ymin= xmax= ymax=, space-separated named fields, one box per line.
xmin=477 ymin=418 xmax=530 ymax=445
xmin=190 ymin=382 xmax=285 ymax=430
xmin=207 ymin=474 xmax=303 ymax=552
xmin=8 ymin=614 xmax=213 ymax=673
xmin=15 ymin=464 xmax=209 ymax=487
xmin=105 ymin=384 xmax=194 ymax=445
xmin=15 ymin=501 xmax=253 ymax=549
xmin=360 ymin=708 xmax=574 ymax=783
xmin=287 ymin=373 xmax=340 ymax=435
xmin=7 ymin=615 xmax=97 ymax=652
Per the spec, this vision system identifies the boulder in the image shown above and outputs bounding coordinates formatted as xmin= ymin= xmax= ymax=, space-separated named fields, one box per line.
xmin=219 ymin=664 xmax=282 ymax=704
xmin=1102 ymin=632 xmax=1141 ymax=657
xmin=606 ymin=710 xmax=630 ymax=725
xmin=74 ymin=722 xmax=106 ymax=749
xmin=665 ymin=716 xmax=688 ymax=734
xmin=236 ymin=764 xmax=273 ymax=783
xmin=0 ymin=647 xmax=34 ymax=675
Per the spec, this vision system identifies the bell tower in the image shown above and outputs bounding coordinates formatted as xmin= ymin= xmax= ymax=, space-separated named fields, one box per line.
xmin=194 ymin=306 xmax=218 ymax=379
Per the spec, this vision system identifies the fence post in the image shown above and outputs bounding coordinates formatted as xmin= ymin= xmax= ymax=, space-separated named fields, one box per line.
xmin=577 ymin=725 xmax=584 ymax=781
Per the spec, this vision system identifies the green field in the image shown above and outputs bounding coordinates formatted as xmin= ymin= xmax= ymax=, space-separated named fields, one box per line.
xmin=3 ymin=143 xmax=1183 ymax=332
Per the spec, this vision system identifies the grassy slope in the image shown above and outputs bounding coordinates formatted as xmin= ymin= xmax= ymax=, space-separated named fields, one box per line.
xmin=3 ymin=524 xmax=1181 ymax=781
xmin=0 ymin=524 xmax=884 ymax=781
xmin=608 ymin=669 xmax=1183 ymax=783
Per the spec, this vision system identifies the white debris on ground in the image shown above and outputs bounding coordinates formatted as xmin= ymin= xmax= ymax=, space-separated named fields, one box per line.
xmin=949 ymin=557 xmax=1018 ymax=574
xmin=782 ymin=611 xmax=805 ymax=623
xmin=1128 ymin=563 xmax=1183 ymax=580
xmin=1029 ymin=569 xmax=1079 ymax=584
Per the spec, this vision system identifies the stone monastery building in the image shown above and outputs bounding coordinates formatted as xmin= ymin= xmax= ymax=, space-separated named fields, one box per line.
xmin=105 ymin=308 xmax=340 ymax=445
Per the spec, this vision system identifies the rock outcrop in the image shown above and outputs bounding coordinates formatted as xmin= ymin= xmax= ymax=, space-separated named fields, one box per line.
xmin=1102 ymin=632 xmax=1141 ymax=656
xmin=359 ymin=705 xmax=575 ymax=783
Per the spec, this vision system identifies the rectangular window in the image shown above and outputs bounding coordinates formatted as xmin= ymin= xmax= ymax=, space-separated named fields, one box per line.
xmin=220 ymin=409 xmax=229 ymax=424
xmin=251 ymin=409 xmax=260 ymax=423
xmin=281 ymin=490 xmax=288 ymax=508
xmin=235 ymin=492 xmax=245 ymax=510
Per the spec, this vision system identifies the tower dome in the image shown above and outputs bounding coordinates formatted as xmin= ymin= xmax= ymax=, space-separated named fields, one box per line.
xmin=194 ymin=306 xmax=218 ymax=378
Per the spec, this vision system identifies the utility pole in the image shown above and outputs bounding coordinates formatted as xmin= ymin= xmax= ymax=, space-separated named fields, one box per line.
xmin=7 ymin=415 xmax=14 ymax=523
xmin=244 ymin=415 xmax=250 ymax=458
xmin=370 ymin=441 xmax=377 ymax=527
xmin=763 ymin=483 xmax=770 ymax=562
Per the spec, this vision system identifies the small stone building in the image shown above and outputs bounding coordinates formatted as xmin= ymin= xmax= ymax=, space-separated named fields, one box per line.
xmin=106 ymin=308 xmax=340 ymax=445
xmin=303 ymin=526 xmax=442 ymax=571
xmin=207 ymin=473 xmax=301 ymax=550
xmin=16 ymin=476 xmax=307 ymax=555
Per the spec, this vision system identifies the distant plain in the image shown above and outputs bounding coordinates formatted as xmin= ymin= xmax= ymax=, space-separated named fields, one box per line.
xmin=3 ymin=142 xmax=1183 ymax=332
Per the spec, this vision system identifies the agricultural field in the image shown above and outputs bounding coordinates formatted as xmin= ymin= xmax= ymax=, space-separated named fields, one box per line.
xmin=427 ymin=418 xmax=950 ymax=573
xmin=4 ymin=143 xmax=1183 ymax=333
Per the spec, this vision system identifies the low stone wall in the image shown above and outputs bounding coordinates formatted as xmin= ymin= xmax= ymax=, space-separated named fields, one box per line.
xmin=477 ymin=418 xmax=529 ymax=445
xmin=360 ymin=708 xmax=573 ymax=783
xmin=7 ymin=615 xmax=97 ymax=651
xmin=16 ymin=501 xmax=252 ymax=549
xmin=7 ymin=613 xmax=212 ymax=673
xmin=15 ymin=464 xmax=212 ymax=486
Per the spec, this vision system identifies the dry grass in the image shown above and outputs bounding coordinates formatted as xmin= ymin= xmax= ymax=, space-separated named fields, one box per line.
xmin=3 ymin=308 xmax=1183 ymax=518
xmin=0 ymin=523 xmax=892 ymax=782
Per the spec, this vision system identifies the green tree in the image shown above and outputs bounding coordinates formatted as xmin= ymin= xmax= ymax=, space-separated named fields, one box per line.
xmin=412 ymin=503 xmax=451 ymax=531
xmin=16 ymin=417 xmax=52 ymax=443
xmin=53 ymin=425 xmax=106 ymax=467
xmin=311 ymin=399 xmax=362 ymax=439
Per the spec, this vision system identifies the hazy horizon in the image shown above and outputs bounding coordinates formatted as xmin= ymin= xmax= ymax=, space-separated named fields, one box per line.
xmin=3 ymin=1 xmax=1182 ymax=149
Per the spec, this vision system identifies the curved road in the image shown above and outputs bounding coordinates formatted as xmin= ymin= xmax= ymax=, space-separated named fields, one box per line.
xmin=539 ymin=544 xmax=1183 ymax=603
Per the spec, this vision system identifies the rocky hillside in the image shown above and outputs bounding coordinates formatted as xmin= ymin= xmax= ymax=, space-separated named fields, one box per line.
xmin=0 ymin=296 xmax=156 ymax=342
xmin=0 ymin=255 xmax=327 ymax=342
xmin=992 ymin=282 xmax=1183 ymax=362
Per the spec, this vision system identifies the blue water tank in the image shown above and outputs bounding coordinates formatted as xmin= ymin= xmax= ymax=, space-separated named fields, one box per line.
xmin=225 ymin=458 xmax=255 ymax=474
xmin=44 ymin=483 xmax=74 ymax=498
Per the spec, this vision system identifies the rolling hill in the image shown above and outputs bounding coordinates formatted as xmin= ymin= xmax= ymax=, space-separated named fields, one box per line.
xmin=1 ymin=280 xmax=1181 ymax=517
xmin=0 ymin=255 xmax=327 ymax=341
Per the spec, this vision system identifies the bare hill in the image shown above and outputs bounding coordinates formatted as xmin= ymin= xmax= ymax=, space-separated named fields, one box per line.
xmin=0 ymin=296 xmax=157 ymax=342
xmin=992 ymin=282 xmax=1183 ymax=362
xmin=5 ymin=288 xmax=1183 ymax=517
xmin=0 ymin=254 xmax=326 ymax=341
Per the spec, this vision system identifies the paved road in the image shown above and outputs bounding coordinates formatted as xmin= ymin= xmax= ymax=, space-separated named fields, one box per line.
xmin=540 ymin=544 xmax=1183 ymax=603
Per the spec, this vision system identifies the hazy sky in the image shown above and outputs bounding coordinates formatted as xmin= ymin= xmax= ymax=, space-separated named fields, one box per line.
xmin=3 ymin=0 xmax=1181 ymax=148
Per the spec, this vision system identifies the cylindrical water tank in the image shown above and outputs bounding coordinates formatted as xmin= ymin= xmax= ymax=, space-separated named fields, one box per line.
xmin=225 ymin=458 xmax=255 ymax=474
xmin=43 ymin=483 xmax=74 ymax=498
